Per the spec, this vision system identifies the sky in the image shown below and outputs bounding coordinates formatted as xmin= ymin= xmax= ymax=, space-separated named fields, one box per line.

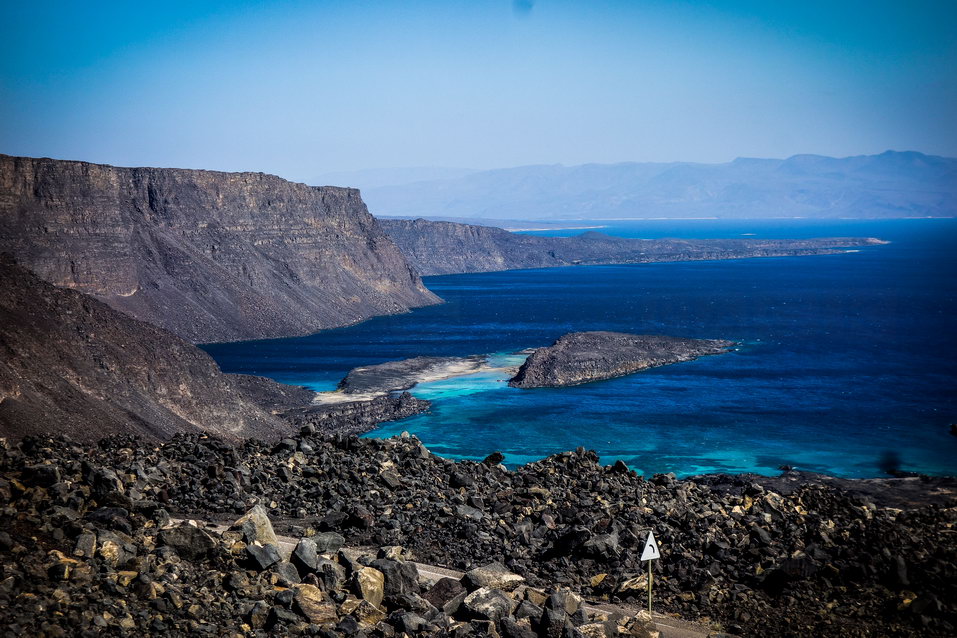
xmin=1 ymin=0 xmax=955 ymax=182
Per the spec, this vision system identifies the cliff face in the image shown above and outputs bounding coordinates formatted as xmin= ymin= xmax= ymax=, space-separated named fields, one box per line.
xmin=379 ymin=218 xmax=888 ymax=276
xmin=0 ymin=155 xmax=440 ymax=342
xmin=0 ymin=258 xmax=302 ymax=443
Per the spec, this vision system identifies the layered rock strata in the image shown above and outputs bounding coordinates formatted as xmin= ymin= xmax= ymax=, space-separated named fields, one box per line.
xmin=0 ymin=155 xmax=439 ymax=342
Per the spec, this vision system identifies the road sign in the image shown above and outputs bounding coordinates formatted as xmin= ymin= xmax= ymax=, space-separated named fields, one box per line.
xmin=641 ymin=530 xmax=660 ymax=615
xmin=641 ymin=530 xmax=660 ymax=561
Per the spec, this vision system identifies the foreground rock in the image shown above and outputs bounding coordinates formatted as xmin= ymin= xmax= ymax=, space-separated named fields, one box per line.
xmin=510 ymin=332 xmax=734 ymax=388
xmin=0 ymin=462 xmax=658 ymax=638
xmin=2 ymin=432 xmax=955 ymax=637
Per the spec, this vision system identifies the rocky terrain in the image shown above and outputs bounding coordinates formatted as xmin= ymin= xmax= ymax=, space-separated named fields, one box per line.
xmin=1 ymin=431 xmax=954 ymax=637
xmin=0 ymin=257 xmax=426 ymax=445
xmin=510 ymin=333 xmax=734 ymax=389
xmin=0 ymin=257 xmax=297 ymax=443
xmin=379 ymin=219 xmax=889 ymax=276
xmin=282 ymin=394 xmax=431 ymax=438
xmin=0 ymin=154 xmax=439 ymax=342
xmin=0 ymin=437 xmax=660 ymax=638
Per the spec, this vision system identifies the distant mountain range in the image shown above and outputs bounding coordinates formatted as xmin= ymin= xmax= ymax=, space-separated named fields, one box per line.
xmin=309 ymin=166 xmax=477 ymax=190
xmin=359 ymin=151 xmax=956 ymax=220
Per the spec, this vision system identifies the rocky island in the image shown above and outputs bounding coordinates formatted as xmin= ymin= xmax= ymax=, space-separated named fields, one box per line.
xmin=510 ymin=332 xmax=734 ymax=388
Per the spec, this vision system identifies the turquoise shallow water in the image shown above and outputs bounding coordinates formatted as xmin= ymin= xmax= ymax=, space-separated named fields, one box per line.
xmin=204 ymin=219 xmax=957 ymax=478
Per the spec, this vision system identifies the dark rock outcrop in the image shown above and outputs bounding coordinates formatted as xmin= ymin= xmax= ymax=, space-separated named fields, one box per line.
xmin=380 ymin=218 xmax=889 ymax=276
xmin=281 ymin=392 xmax=431 ymax=437
xmin=0 ymin=257 xmax=295 ymax=443
xmin=0 ymin=154 xmax=439 ymax=342
xmin=0 ymin=459 xmax=661 ymax=636
xmin=509 ymin=332 xmax=734 ymax=388
xmin=3 ymin=432 xmax=956 ymax=637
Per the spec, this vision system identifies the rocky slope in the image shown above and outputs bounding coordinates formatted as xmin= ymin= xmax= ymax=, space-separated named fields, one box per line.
xmin=379 ymin=218 xmax=888 ymax=276
xmin=510 ymin=332 xmax=734 ymax=388
xmin=2 ymin=431 xmax=954 ymax=637
xmin=0 ymin=154 xmax=439 ymax=342
xmin=0 ymin=257 xmax=302 ymax=443
xmin=0 ymin=258 xmax=427 ymax=444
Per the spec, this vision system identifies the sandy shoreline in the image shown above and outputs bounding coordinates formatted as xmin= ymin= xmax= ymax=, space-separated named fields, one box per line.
xmin=312 ymin=356 xmax=525 ymax=404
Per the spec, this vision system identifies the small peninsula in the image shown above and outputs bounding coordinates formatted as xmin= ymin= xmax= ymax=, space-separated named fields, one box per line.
xmin=509 ymin=331 xmax=734 ymax=388
xmin=337 ymin=355 xmax=488 ymax=396
xmin=379 ymin=217 xmax=890 ymax=276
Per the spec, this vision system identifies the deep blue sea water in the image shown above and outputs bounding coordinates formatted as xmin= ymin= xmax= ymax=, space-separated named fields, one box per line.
xmin=203 ymin=219 xmax=957 ymax=478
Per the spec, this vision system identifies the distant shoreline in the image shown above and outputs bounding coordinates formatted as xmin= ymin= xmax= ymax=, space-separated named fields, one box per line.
xmin=503 ymin=225 xmax=607 ymax=232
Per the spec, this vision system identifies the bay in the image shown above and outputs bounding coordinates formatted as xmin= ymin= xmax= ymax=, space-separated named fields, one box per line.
xmin=203 ymin=219 xmax=957 ymax=478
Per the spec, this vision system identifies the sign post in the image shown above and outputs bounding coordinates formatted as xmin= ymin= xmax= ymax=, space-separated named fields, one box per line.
xmin=640 ymin=530 xmax=660 ymax=615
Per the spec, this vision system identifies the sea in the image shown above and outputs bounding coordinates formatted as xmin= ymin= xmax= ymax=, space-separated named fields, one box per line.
xmin=202 ymin=219 xmax=957 ymax=479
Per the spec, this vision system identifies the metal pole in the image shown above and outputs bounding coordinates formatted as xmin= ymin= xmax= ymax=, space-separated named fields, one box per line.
xmin=648 ymin=558 xmax=652 ymax=615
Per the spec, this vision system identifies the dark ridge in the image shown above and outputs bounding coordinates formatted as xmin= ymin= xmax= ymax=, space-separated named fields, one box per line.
xmin=379 ymin=217 xmax=888 ymax=276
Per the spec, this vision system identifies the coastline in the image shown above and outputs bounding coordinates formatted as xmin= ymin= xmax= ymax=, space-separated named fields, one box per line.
xmin=312 ymin=354 xmax=527 ymax=405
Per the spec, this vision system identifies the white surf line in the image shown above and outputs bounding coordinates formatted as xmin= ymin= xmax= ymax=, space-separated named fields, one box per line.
xmin=311 ymin=359 xmax=524 ymax=405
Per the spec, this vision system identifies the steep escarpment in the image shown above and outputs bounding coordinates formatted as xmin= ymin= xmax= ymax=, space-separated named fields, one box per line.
xmin=379 ymin=218 xmax=888 ymax=276
xmin=0 ymin=155 xmax=439 ymax=342
xmin=510 ymin=332 xmax=734 ymax=388
xmin=0 ymin=258 xmax=300 ymax=443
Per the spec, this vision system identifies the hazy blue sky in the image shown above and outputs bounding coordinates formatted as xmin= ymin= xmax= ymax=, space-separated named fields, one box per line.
xmin=2 ymin=1 xmax=955 ymax=181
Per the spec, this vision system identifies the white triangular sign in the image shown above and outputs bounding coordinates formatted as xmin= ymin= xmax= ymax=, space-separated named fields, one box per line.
xmin=641 ymin=531 xmax=660 ymax=561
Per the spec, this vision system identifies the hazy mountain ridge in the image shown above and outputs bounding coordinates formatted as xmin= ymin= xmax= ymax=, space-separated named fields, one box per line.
xmin=0 ymin=154 xmax=440 ymax=342
xmin=364 ymin=151 xmax=957 ymax=220
xmin=308 ymin=166 xmax=477 ymax=190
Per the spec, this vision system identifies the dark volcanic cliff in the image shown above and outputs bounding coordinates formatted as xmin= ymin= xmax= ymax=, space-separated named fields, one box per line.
xmin=0 ymin=258 xmax=300 ymax=443
xmin=379 ymin=218 xmax=888 ymax=276
xmin=510 ymin=331 xmax=734 ymax=388
xmin=0 ymin=155 xmax=439 ymax=342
